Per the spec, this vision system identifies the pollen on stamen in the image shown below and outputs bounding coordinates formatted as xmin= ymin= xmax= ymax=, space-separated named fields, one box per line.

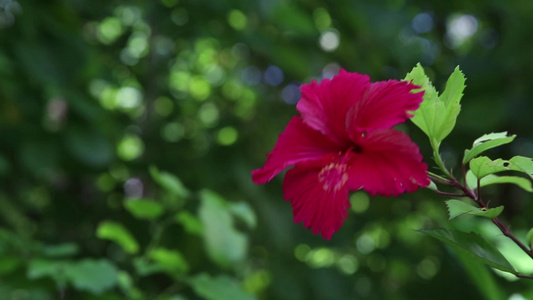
xmin=318 ymin=162 xmax=348 ymax=191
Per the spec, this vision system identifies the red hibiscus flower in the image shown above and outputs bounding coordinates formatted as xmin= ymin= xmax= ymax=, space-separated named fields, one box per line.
xmin=252 ymin=70 xmax=430 ymax=239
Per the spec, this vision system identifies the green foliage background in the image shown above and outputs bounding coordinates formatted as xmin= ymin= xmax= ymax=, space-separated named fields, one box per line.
xmin=1 ymin=0 xmax=533 ymax=299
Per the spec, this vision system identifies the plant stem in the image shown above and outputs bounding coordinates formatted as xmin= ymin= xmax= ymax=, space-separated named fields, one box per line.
xmin=440 ymin=165 xmax=533 ymax=277
xmin=431 ymin=151 xmax=533 ymax=278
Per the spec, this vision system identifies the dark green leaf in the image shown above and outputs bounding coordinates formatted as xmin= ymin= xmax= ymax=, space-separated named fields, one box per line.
xmin=446 ymin=199 xmax=503 ymax=220
xmin=42 ymin=243 xmax=79 ymax=257
xmin=463 ymin=132 xmax=516 ymax=163
xmin=189 ymin=273 xmax=254 ymax=300
xmin=65 ymin=259 xmax=119 ymax=295
xmin=96 ymin=221 xmax=139 ymax=254
xmin=419 ymin=228 xmax=516 ymax=274
xmin=124 ymin=199 xmax=164 ymax=220
xmin=455 ymin=251 xmax=506 ymax=300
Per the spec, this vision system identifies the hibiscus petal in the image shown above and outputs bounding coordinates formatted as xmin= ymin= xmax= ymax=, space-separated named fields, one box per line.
xmin=252 ymin=116 xmax=341 ymax=184
xmin=347 ymin=129 xmax=430 ymax=196
xmin=297 ymin=70 xmax=370 ymax=145
xmin=346 ymin=80 xmax=423 ymax=136
xmin=283 ymin=163 xmax=351 ymax=240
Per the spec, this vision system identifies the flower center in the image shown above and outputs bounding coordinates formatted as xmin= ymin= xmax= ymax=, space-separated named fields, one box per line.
xmin=318 ymin=162 xmax=348 ymax=192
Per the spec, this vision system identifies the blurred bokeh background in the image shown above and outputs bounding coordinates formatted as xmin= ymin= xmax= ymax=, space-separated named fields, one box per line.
xmin=1 ymin=0 xmax=533 ymax=299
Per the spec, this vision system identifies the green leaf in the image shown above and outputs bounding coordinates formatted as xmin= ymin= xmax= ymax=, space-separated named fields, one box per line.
xmin=404 ymin=64 xmax=465 ymax=142
xmin=124 ymin=199 xmax=164 ymax=220
xmin=419 ymin=228 xmax=516 ymax=274
xmin=96 ymin=221 xmax=139 ymax=254
xmin=147 ymin=247 xmax=189 ymax=276
xmin=199 ymin=190 xmax=247 ymax=268
xmin=65 ymin=259 xmax=119 ymax=295
xmin=470 ymin=156 xmax=533 ymax=181
xmin=466 ymin=171 xmax=533 ymax=192
xmin=454 ymin=251 xmax=506 ymax=300
xmin=469 ymin=157 xmax=510 ymax=179
xmin=189 ymin=273 xmax=254 ymax=300
xmin=27 ymin=259 xmax=69 ymax=289
xmin=509 ymin=156 xmax=533 ymax=179
xmin=149 ymin=165 xmax=189 ymax=198
xmin=42 ymin=243 xmax=79 ymax=257
xmin=434 ymin=66 xmax=465 ymax=141
xmin=463 ymin=132 xmax=516 ymax=163
xmin=446 ymin=200 xmax=503 ymax=220
xmin=174 ymin=211 xmax=204 ymax=235
xmin=228 ymin=202 xmax=256 ymax=229
xmin=404 ymin=63 xmax=440 ymax=138
xmin=527 ymin=228 xmax=533 ymax=249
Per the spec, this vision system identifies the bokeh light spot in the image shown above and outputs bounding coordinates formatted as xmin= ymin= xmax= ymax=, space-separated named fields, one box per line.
xmin=216 ymin=126 xmax=238 ymax=146
xmin=117 ymin=135 xmax=144 ymax=161
xmin=228 ymin=10 xmax=247 ymax=31
xmin=319 ymin=29 xmax=340 ymax=52
xmin=116 ymin=87 xmax=142 ymax=109
xmin=416 ymin=256 xmax=440 ymax=279
xmin=162 ymin=122 xmax=185 ymax=142
xmin=307 ymin=248 xmax=335 ymax=268
xmin=281 ymin=84 xmax=300 ymax=105
xmin=294 ymin=244 xmax=311 ymax=261
xmin=242 ymin=66 xmax=262 ymax=86
xmin=412 ymin=12 xmax=433 ymax=34
xmin=350 ymin=192 xmax=369 ymax=213
xmin=446 ymin=14 xmax=478 ymax=48
xmin=154 ymin=96 xmax=174 ymax=117
xmin=313 ymin=8 xmax=332 ymax=31
xmin=264 ymin=65 xmax=284 ymax=86
xmin=98 ymin=17 xmax=123 ymax=44
xmin=336 ymin=255 xmax=359 ymax=274
xmin=171 ymin=8 xmax=189 ymax=26
xmin=198 ymin=102 xmax=219 ymax=127
xmin=356 ymin=234 xmax=375 ymax=254
xmin=189 ymin=77 xmax=211 ymax=101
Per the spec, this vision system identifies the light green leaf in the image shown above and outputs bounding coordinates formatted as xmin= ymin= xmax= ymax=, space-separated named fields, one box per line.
xmin=419 ymin=228 xmax=516 ymax=274
xmin=174 ymin=211 xmax=204 ymax=235
xmin=527 ymin=228 xmax=533 ymax=249
xmin=199 ymin=190 xmax=247 ymax=268
xmin=404 ymin=63 xmax=440 ymax=138
xmin=509 ymin=156 xmax=533 ymax=179
xmin=228 ymin=202 xmax=256 ymax=229
xmin=124 ymin=199 xmax=164 ymax=220
xmin=427 ymin=180 xmax=438 ymax=191
xmin=149 ymin=165 xmax=189 ymax=198
xmin=465 ymin=171 xmax=533 ymax=192
xmin=469 ymin=156 xmax=533 ymax=182
xmin=96 ymin=221 xmax=139 ymax=254
xmin=189 ymin=273 xmax=254 ymax=300
xmin=404 ymin=64 xmax=465 ymax=142
xmin=469 ymin=157 xmax=511 ymax=179
xmin=133 ymin=257 xmax=164 ymax=277
xmin=434 ymin=66 xmax=465 ymax=141
xmin=463 ymin=132 xmax=516 ymax=163
xmin=446 ymin=199 xmax=503 ymax=220
xmin=147 ymin=247 xmax=189 ymax=276
xmin=65 ymin=259 xmax=119 ymax=295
